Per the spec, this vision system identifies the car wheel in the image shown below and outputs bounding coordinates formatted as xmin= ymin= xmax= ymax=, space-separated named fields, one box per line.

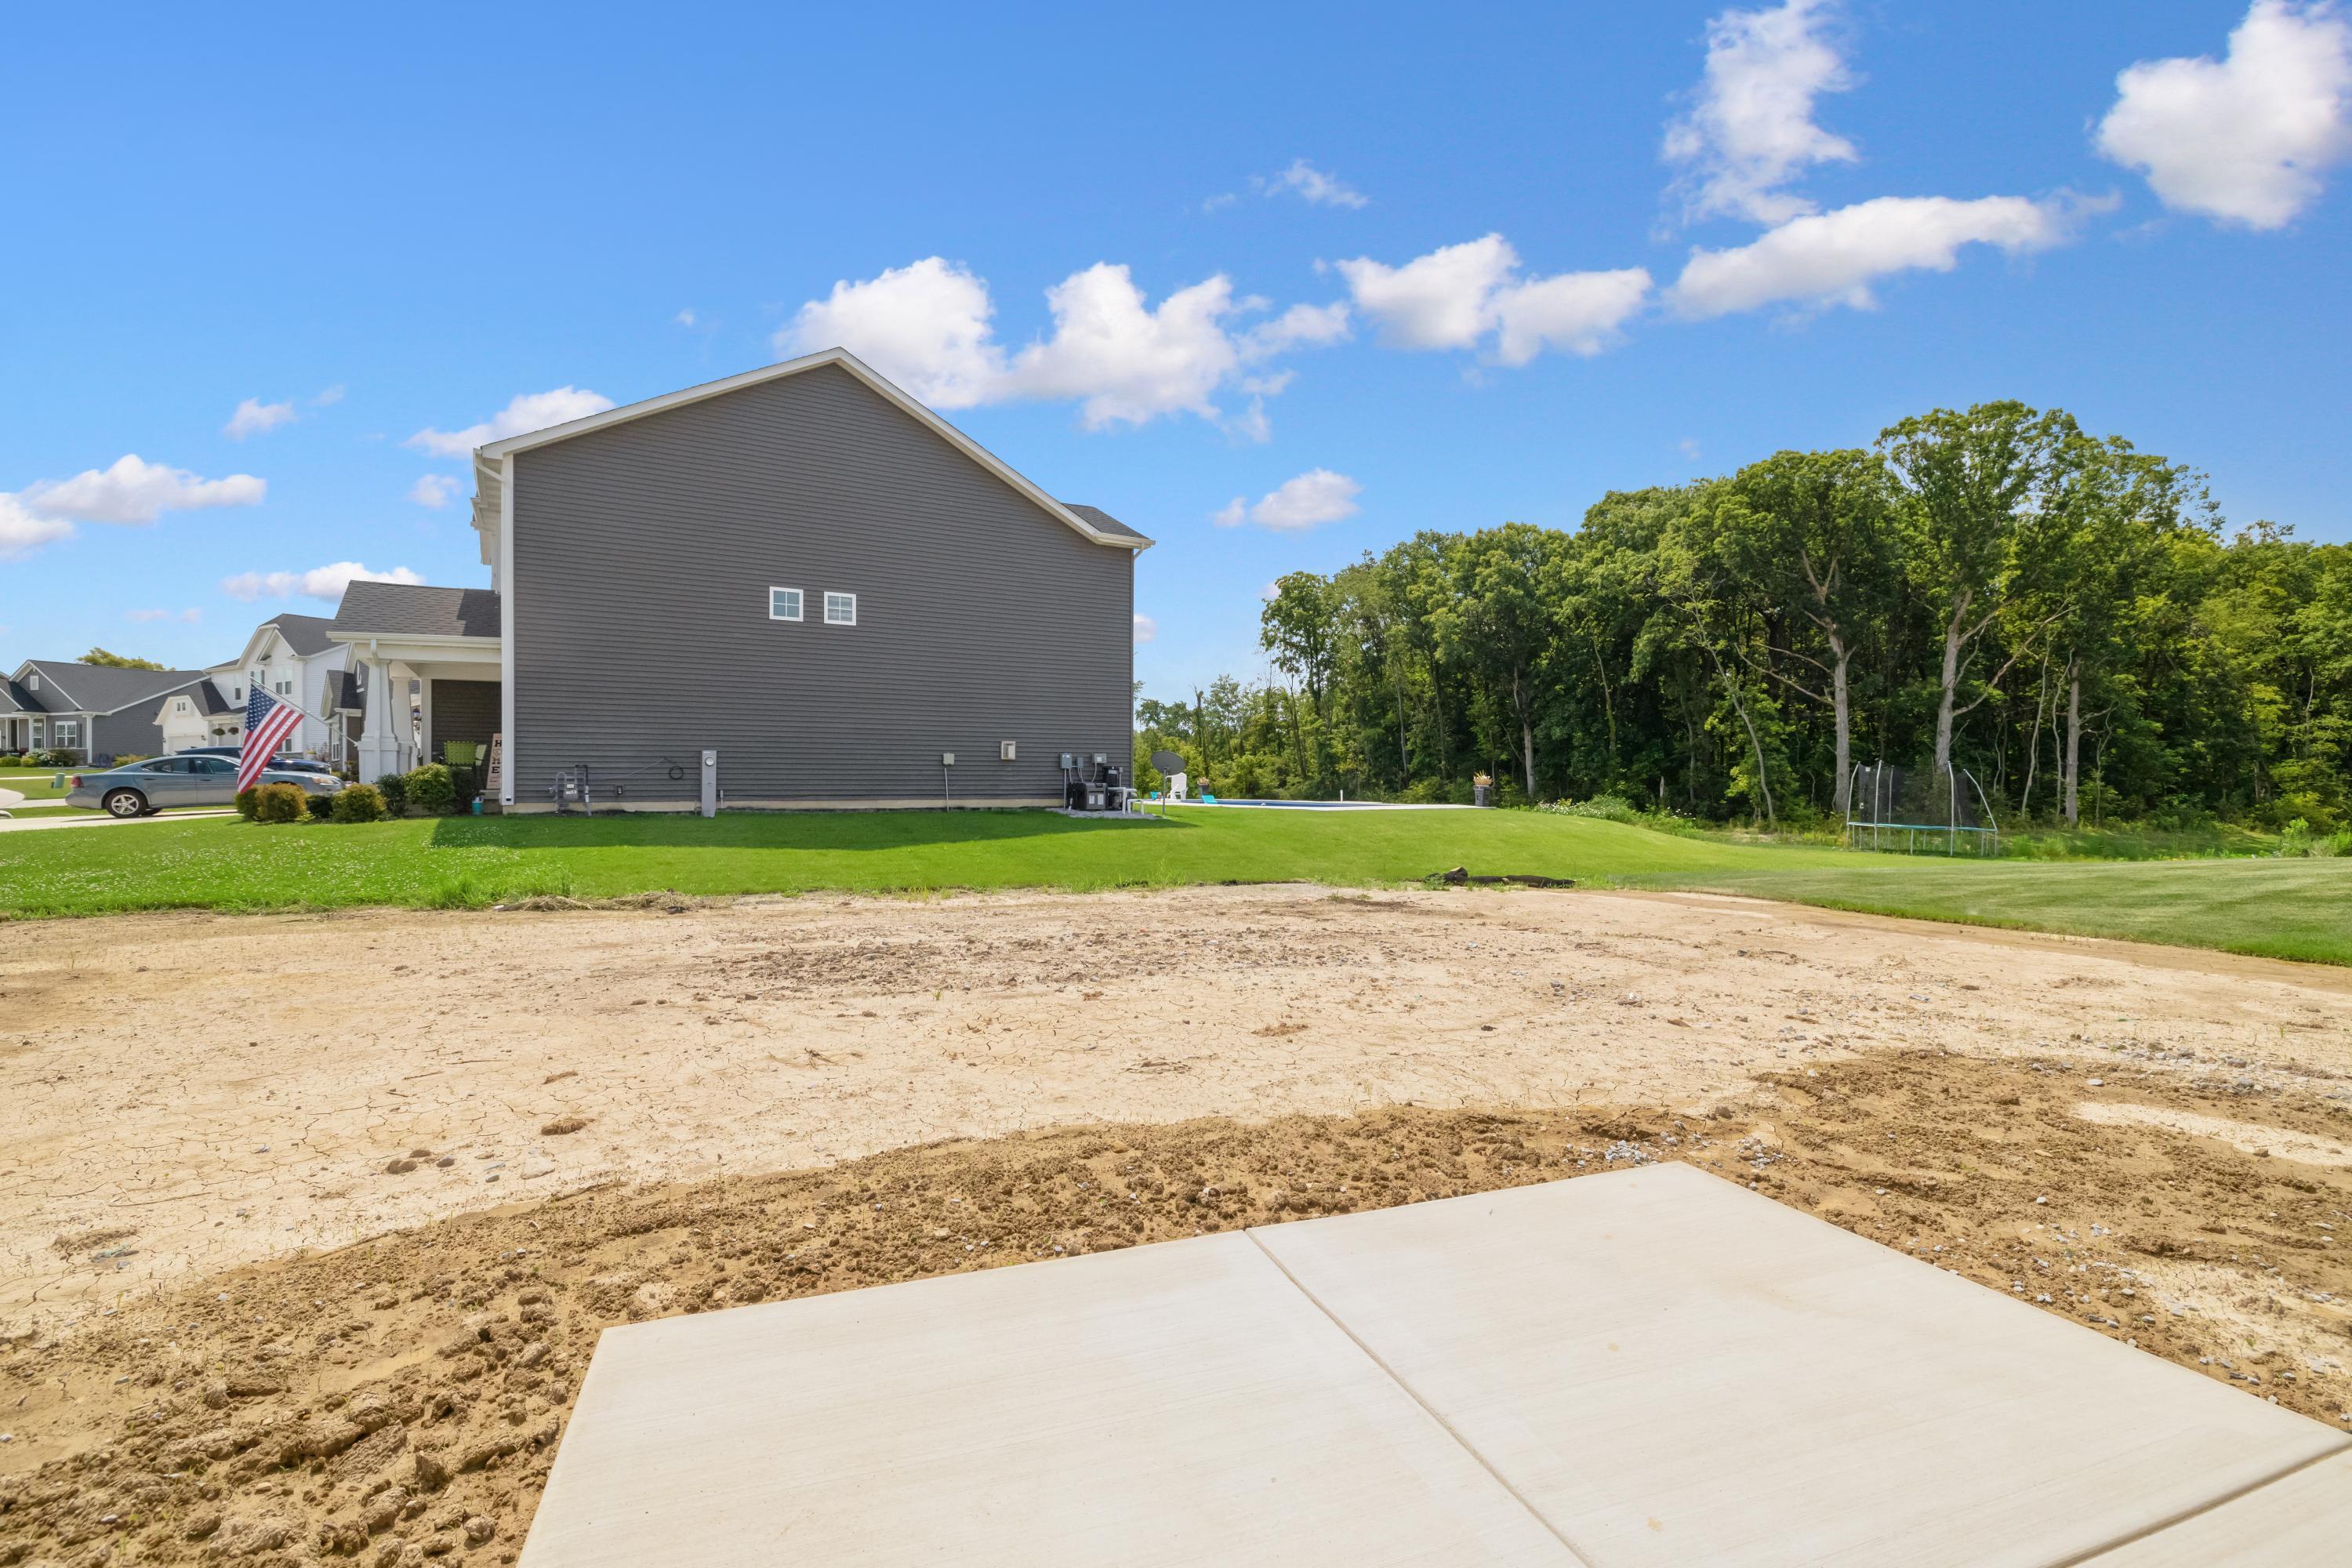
xmin=103 ymin=789 xmax=147 ymax=818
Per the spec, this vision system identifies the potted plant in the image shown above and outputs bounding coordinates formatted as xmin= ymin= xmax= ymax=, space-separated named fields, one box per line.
xmin=1473 ymin=771 xmax=1494 ymax=808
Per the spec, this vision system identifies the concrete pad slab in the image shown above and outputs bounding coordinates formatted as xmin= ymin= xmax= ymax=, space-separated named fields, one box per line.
xmin=2078 ymin=1449 xmax=2352 ymax=1566
xmin=1250 ymin=1163 xmax=2348 ymax=1568
xmin=520 ymin=1232 xmax=1577 ymax=1567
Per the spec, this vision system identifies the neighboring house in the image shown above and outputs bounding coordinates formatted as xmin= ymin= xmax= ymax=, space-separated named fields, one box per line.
xmin=333 ymin=348 xmax=1149 ymax=810
xmin=154 ymin=681 xmax=244 ymax=753
xmin=212 ymin=612 xmax=360 ymax=768
xmin=1 ymin=660 xmax=220 ymax=761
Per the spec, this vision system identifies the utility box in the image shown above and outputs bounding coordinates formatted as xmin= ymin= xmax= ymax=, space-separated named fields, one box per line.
xmin=1000 ymin=740 xmax=1016 ymax=761
xmin=700 ymin=750 xmax=718 ymax=818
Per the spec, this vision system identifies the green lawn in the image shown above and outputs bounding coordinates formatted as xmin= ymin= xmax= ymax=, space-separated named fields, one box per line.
xmin=1 ymin=805 xmax=2345 ymax=965
xmin=0 ymin=773 xmax=73 ymax=800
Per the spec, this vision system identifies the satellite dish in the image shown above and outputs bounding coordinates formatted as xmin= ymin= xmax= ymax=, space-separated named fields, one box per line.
xmin=1150 ymin=750 xmax=1186 ymax=776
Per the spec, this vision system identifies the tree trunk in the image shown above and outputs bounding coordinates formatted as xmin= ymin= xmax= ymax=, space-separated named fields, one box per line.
xmin=2020 ymin=659 xmax=2048 ymax=818
xmin=1933 ymin=592 xmax=1969 ymax=781
xmin=2063 ymin=655 xmax=2082 ymax=829
xmin=1512 ymin=665 xmax=1535 ymax=797
xmin=1393 ymin=670 xmax=1410 ymax=785
xmin=1828 ymin=637 xmax=1853 ymax=818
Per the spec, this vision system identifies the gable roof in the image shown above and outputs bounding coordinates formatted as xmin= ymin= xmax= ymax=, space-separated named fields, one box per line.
xmin=14 ymin=660 xmax=215 ymax=716
xmin=267 ymin=613 xmax=339 ymax=658
xmin=157 ymin=681 xmax=237 ymax=717
xmin=0 ymin=678 xmax=45 ymax=715
xmin=329 ymin=582 xmax=503 ymax=641
xmin=328 ymin=670 xmax=364 ymax=711
xmin=470 ymin=348 xmax=1152 ymax=553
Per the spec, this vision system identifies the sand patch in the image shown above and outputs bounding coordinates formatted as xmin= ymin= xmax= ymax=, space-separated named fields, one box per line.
xmin=2077 ymin=1100 xmax=2352 ymax=1167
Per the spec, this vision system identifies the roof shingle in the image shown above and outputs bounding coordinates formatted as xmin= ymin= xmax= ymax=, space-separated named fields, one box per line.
xmin=329 ymin=583 xmax=502 ymax=640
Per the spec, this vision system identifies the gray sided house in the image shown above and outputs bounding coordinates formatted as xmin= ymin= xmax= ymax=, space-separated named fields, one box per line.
xmin=2 ymin=660 xmax=220 ymax=762
xmin=430 ymin=349 xmax=1149 ymax=811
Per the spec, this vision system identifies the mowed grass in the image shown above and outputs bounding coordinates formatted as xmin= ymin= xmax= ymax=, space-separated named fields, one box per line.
xmin=1 ymin=804 xmax=2345 ymax=964
xmin=0 ymin=773 xmax=73 ymax=800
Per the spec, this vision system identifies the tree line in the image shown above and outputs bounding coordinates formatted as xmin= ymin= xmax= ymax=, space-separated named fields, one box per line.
xmin=1135 ymin=401 xmax=2352 ymax=832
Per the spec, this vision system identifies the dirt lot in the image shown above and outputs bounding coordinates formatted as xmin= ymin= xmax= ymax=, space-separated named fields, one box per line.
xmin=4 ymin=884 xmax=2351 ymax=1563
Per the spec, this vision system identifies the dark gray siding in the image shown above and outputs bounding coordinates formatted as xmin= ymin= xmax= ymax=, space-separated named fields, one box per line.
xmin=509 ymin=364 xmax=1135 ymax=806
xmin=432 ymin=680 xmax=499 ymax=757
xmin=90 ymin=707 xmax=169 ymax=762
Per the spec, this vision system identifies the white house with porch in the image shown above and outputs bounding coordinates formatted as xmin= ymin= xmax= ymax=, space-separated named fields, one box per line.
xmin=327 ymin=582 xmax=501 ymax=781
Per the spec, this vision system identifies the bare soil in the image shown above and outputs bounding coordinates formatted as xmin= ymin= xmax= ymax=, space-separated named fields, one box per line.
xmin=3 ymin=884 xmax=2350 ymax=1564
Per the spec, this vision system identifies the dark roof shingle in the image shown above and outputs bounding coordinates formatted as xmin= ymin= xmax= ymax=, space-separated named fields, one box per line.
xmin=265 ymin=612 xmax=339 ymax=658
xmin=1060 ymin=503 xmax=1149 ymax=544
xmin=329 ymin=583 xmax=502 ymax=640
xmin=18 ymin=662 xmax=215 ymax=715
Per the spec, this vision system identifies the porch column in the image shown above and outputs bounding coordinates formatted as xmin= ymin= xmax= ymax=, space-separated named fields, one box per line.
xmin=357 ymin=657 xmax=402 ymax=782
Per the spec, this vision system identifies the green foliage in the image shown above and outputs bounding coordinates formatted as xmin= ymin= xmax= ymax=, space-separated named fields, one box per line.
xmin=234 ymin=786 xmax=260 ymax=821
xmin=307 ymin=790 xmax=336 ymax=820
xmin=1151 ymin=401 xmax=2345 ymax=835
xmin=42 ymin=750 xmax=81 ymax=768
xmin=329 ymin=783 xmax=390 ymax=823
xmin=373 ymin=772 xmax=409 ymax=816
xmin=78 ymin=647 xmax=166 ymax=670
xmin=251 ymin=782 xmax=309 ymax=824
xmin=403 ymin=763 xmax=456 ymax=815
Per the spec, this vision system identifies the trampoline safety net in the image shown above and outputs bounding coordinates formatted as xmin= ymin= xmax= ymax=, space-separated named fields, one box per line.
xmin=1845 ymin=763 xmax=1999 ymax=855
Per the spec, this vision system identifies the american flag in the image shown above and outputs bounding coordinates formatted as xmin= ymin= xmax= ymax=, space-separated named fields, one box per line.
xmin=236 ymin=684 xmax=306 ymax=793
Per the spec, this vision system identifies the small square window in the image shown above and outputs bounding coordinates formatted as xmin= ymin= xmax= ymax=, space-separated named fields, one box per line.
xmin=824 ymin=592 xmax=857 ymax=626
xmin=768 ymin=586 xmax=803 ymax=622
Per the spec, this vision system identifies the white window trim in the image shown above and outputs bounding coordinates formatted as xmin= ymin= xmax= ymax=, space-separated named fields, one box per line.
xmin=824 ymin=591 xmax=858 ymax=626
xmin=768 ymin=586 xmax=804 ymax=622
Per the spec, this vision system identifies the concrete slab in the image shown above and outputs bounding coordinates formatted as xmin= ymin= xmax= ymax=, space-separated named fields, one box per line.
xmin=2077 ymin=1449 xmax=2352 ymax=1566
xmin=1250 ymin=1163 xmax=2348 ymax=1568
xmin=520 ymin=1232 xmax=1577 ymax=1568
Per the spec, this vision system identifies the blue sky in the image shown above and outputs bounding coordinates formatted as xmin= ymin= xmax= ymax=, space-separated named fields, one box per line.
xmin=4 ymin=2 xmax=2348 ymax=697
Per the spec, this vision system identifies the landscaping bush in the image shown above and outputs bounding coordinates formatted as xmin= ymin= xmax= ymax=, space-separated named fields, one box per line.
xmin=234 ymin=786 xmax=261 ymax=821
xmin=0 ymin=753 xmax=22 ymax=767
xmin=307 ymin=790 xmax=336 ymax=820
xmin=373 ymin=772 xmax=408 ymax=816
xmin=42 ymin=749 xmax=81 ymax=768
xmin=403 ymin=762 xmax=456 ymax=815
xmin=329 ymin=783 xmax=389 ymax=823
xmin=252 ymin=782 xmax=310 ymax=824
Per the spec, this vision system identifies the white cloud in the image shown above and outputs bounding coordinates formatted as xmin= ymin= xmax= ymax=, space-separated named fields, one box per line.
xmin=225 ymin=397 xmax=297 ymax=440
xmin=782 ymin=257 xmax=1004 ymax=406
xmin=1664 ymin=0 xmax=1857 ymax=224
xmin=1002 ymin=265 xmax=1243 ymax=428
xmin=1668 ymin=194 xmax=2074 ymax=317
xmin=1216 ymin=469 xmax=1363 ymax=532
xmin=220 ymin=561 xmax=424 ymax=603
xmin=125 ymin=607 xmax=202 ymax=624
xmin=1133 ymin=612 xmax=1157 ymax=644
xmin=312 ymin=384 xmax=346 ymax=408
xmin=408 ymin=474 xmax=460 ymax=508
xmin=1238 ymin=302 xmax=1352 ymax=361
xmin=1336 ymin=234 xmax=1651 ymax=360
xmin=1491 ymin=269 xmax=1660 ymax=364
xmin=407 ymin=387 xmax=615 ymax=459
xmin=2096 ymin=0 xmax=2352 ymax=230
xmin=782 ymin=256 xmax=1342 ymax=432
xmin=674 ymin=307 xmax=699 ymax=327
xmin=18 ymin=454 xmax=265 ymax=525
xmin=0 ymin=495 xmax=74 ymax=560
xmin=1254 ymin=158 xmax=1370 ymax=209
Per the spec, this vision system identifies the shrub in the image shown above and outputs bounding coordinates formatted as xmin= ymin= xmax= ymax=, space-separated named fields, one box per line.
xmin=373 ymin=772 xmax=408 ymax=816
xmin=0 ymin=753 xmax=20 ymax=767
xmin=307 ymin=790 xmax=336 ymax=820
xmin=42 ymin=749 xmax=81 ymax=768
xmin=1539 ymin=795 xmax=1643 ymax=825
xmin=330 ymin=783 xmax=389 ymax=823
xmin=252 ymin=782 xmax=310 ymax=824
xmin=403 ymin=762 xmax=456 ymax=815
xmin=234 ymin=786 xmax=261 ymax=821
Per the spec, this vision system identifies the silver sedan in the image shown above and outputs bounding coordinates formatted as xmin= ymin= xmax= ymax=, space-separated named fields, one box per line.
xmin=67 ymin=755 xmax=341 ymax=818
